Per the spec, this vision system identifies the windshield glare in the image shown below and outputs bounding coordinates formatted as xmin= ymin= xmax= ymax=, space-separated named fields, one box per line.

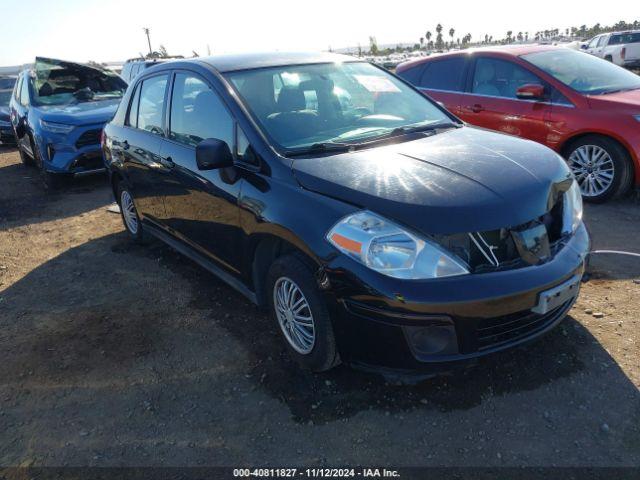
xmin=523 ymin=49 xmax=640 ymax=95
xmin=33 ymin=59 xmax=127 ymax=106
xmin=225 ymin=62 xmax=452 ymax=150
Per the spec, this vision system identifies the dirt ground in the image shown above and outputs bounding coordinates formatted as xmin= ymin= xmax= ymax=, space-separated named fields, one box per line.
xmin=0 ymin=146 xmax=639 ymax=468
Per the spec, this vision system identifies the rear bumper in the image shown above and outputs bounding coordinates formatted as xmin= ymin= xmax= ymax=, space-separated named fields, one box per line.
xmin=324 ymin=223 xmax=590 ymax=374
xmin=623 ymin=59 xmax=640 ymax=69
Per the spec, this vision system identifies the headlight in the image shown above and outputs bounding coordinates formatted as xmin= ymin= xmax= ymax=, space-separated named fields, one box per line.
xmin=40 ymin=120 xmax=74 ymax=134
xmin=562 ymin=180 xmax=583 ymax=234
xmin=327 ymin=211 xmax=469 ymax=279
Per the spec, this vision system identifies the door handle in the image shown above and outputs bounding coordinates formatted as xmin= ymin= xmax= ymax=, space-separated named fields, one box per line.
xmin=470 ymin=104 xmax=484 ymax=113
xmin=160 ymin=156 xmax=175 ymax=169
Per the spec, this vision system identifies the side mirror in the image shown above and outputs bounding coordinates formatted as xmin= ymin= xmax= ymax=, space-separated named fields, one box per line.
xmin=196 ymin=138 xmax=233 ymax=170
xmin=516 ymin=83 xmax=545 ymax=101
xmin=580 ymin=44 xmax=588 ymax=50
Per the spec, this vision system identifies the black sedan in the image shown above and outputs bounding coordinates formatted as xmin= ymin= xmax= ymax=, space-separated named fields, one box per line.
xmin=102 ymin=52 xmax=589 ymax=375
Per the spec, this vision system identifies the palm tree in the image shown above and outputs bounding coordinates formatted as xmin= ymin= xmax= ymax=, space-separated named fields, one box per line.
xmin=506 ymin=31 xmax=513 ymax=43
xmin=449 ymin=28 xmax=455 ymax=43
xmin=426 ymin=31 xmax=432 ymax=44
xmin=435 ymin=23 xmax=444 ymax=50
xmin=420 ymin=37 xmax=424 ymax=49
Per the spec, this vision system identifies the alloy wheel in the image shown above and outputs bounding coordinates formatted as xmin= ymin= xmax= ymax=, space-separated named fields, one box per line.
xmin=120 ymin=190 xmax=139 ymax=235
xmin=568 ymin=145 xmax=615 ymax=197
xmin=273 ymin=277 xmax=315 ymax=354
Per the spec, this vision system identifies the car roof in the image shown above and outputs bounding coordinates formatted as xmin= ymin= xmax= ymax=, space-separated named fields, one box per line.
xmin=396 ymin=44 xmax=563 ymax=71
xmin=194 ymin=51 xmax=358 ymax=72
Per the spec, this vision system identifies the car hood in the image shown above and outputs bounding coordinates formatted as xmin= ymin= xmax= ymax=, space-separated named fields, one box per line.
xmin=292 ymin=127 xmax=572 ymax=235
xmin=36 ymin=98 xmax=121 ymax=126
xmin=587 ymin=88 xmax=640 ymax=110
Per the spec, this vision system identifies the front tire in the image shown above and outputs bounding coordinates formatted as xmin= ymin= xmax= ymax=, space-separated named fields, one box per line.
xmin=18 ymin=142 xmax=35 ymax=167
xmin=564 ymin=135 xmax=633 ymax=203
xmin=117 ymin=182 xmax=144 ymax=242
xmin=266 ymin=254 xmax=340 ymax=372
xmin=31 ymin=138 xmax=64 ymax=190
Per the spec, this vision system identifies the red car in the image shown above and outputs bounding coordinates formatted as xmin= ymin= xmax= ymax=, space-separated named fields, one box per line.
xmin=396 ymin=46 xmax=640 ymax=202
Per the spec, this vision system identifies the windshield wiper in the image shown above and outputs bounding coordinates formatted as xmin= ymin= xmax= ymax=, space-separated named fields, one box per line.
xmin=284 ymin=142 xmax=353 ymax=157
xmin=390 ymin=122 xmax=461 ymax=136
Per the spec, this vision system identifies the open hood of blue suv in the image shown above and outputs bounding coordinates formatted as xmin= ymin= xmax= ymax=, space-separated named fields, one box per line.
xmin=32 ymin=57 xmax=126 ymax=126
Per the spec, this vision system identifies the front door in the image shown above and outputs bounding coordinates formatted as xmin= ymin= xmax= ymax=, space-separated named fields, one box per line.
xmin=457 ymin=56 xmax=551 ymax=145
xmin=159 ymin=71 xmax=244 ymax=275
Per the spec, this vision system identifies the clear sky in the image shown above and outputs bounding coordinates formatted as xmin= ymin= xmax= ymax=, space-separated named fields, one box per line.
xmin=1 ymin=0 xmax=634 ymax=65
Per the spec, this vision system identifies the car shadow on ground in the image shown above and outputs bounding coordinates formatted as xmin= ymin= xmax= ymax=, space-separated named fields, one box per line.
xmin=0 ymin=150 xmax=113 ymax=230
xmin=1 ymin=231 xmax=638 ymax=433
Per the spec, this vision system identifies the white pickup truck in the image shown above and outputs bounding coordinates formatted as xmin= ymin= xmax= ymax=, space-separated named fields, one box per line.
xmin=582 ymin=31 xmax=640 ymax=69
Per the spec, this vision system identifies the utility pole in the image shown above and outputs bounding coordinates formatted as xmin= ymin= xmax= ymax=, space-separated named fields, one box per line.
xmin=143 ymin=27 xmax=152 ymax=56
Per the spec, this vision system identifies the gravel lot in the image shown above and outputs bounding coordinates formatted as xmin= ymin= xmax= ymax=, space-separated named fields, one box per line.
xmin=0 ymin=146 xmax=639 ymax=468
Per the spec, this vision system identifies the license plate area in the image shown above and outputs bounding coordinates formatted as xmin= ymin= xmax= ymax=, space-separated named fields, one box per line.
xmin=532 ymin=275 xmax=581 ymax=314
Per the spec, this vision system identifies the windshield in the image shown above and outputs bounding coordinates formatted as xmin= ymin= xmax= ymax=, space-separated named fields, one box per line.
xmin=32 ymin=58 xmax=127 ymax=106
xmin=225 ymin=62 xmax=453 ymax=151
xmin=522 ymin=49 xmax=640 ymax=95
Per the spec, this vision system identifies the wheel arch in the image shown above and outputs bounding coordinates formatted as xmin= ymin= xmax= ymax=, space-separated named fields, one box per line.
xmin=248 ymin=233 xmax=324 ymax=308
xmin=559 ymin=131 xmax=635 ymax=173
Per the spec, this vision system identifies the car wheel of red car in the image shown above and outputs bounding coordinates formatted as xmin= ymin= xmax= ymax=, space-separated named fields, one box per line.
xmin=564 ymin=135 xmax=633 ymax=203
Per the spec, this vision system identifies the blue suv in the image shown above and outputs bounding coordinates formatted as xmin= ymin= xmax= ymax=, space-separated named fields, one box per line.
xmin=10 ymin=57 xmax=127 ymax=188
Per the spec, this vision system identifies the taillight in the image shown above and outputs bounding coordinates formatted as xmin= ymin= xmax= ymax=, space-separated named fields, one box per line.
xmin=621 ymin=47 xmax=626 ymax=60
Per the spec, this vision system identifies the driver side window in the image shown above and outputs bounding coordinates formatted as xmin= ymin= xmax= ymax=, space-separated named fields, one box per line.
xmin=588 ymin=36 xmax=600 ymax=49
xmin=472 ymin=57 xmax=540 ymax=99
xmin=168 ymin=73 xmax=234 ymax=148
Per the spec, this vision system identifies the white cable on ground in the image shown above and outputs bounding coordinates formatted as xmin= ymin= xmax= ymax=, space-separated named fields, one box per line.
xmin=589 ymin=250 xmax=640 ymax=258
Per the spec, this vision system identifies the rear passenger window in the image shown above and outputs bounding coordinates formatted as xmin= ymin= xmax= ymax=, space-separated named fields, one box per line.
xmin=169 ymin=73 xmax=234 ymax=148
xmin=398 ymin=65 xmax=426 ymax=85
xmin=418 ymin=58 xmax=466 ymax=91
xmin=137 ymin=74 xmax=168 ymax=135
xmin=126 ymin=84 xmax=141 ymax=127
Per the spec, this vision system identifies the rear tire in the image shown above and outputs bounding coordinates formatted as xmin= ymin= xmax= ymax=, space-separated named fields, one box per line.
xmin=564 ymin=135 xmax=633 ymax=203
xmin=116 ymin=182 xmax=145 ymax=242
xmin=266 ymin=253 xmax=340 ymax=372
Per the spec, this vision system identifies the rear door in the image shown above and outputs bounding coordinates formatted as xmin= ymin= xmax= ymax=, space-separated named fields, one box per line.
xmin=158 ymin=70 xmax=244 ymax=274
xmin=411 ymin=56 xmax=468 ymax=115
xmin=119 ymin=73 xmax=170 ymax=223
xmin=457 ymin=56 xmax=550 ymax=145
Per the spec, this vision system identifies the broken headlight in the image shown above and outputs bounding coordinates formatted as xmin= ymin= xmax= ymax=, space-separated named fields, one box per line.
xmin=562 ymin=180 xmax=583 ymax=234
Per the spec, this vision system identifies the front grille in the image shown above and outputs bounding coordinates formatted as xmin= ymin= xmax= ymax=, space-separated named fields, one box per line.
xmin=75 ymin=128 xmax=102 ymax=148
xmin=475 ymin=299 xmax=573 ymax=351
xmin=434 ymin=193 xmax=567 ymax=274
